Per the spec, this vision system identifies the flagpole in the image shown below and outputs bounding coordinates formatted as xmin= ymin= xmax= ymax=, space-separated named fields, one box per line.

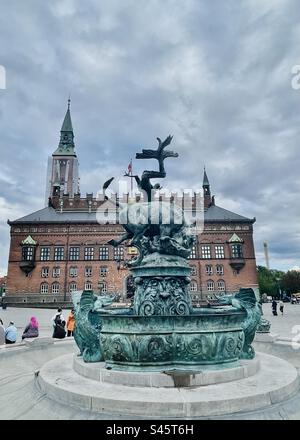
xmin=130 ymin=158 xmax=133 ymax=195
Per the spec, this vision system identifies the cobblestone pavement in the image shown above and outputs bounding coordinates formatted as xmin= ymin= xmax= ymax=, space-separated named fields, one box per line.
xmin=261 ymin=302 xmax=300 ymax=340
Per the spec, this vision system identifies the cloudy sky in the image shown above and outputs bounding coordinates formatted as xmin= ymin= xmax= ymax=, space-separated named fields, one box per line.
xmin=0 ymin=0 xmax=299 ymax=276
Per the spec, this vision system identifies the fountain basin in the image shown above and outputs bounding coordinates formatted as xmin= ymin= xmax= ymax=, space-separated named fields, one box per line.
xmin=99 ymin=309 xmax=246 ymax=371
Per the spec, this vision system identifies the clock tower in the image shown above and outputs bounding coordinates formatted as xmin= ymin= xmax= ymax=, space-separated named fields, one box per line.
xmin=45 ymin=99 xmax=80 ymax=203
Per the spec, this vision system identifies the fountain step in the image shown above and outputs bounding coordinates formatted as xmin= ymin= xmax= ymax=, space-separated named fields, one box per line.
xmin=37 ymin=352 xmax=299 ymax=418
xmin=72 ymin=354 xmax=260 ymax=387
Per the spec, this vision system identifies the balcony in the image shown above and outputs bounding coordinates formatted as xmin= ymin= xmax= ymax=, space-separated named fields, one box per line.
xmin=229 ymin=257 xmax=245 ymax=273
xmin=19 ymin=260 xmax=36 ymax=275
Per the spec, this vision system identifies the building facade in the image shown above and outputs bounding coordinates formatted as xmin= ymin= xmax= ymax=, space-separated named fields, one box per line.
xmin=6 ymin=104 xmax=258 ymax=306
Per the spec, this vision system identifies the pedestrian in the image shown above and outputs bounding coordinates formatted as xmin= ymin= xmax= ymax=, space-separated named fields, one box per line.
xmin=0 ymin=318 xmax=5 ymax=345
xmin=51 ymin=308 xmax=65 ymax=328
xmin=279 ymin=300 xmax=284 ymax=315
xmin=22 ymin=316 xmax=39 ymax=340
xmin=52 ymin=314 xmax=66 ymax=339
xmin=66 ymin=309 xmax=75 ymax=337
xmin=5 ymin=321 xmax=17 ymax=344
xmin=272 ymin=299 xmax=278 ymax=316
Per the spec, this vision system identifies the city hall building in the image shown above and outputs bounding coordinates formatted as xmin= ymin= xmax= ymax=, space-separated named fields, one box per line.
xmin=6 ymin=103 xmax=258 ymax=306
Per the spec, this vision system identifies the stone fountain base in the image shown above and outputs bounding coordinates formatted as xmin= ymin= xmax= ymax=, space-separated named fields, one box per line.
xmin=37 ymin=352 xmax=298 ymax=418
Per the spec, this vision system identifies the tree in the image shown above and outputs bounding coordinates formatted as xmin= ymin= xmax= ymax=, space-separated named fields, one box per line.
xmin=256 ymin=266 xmax=285 ymax=298
xmin=281 ymin=271 xmax=300 ymax=295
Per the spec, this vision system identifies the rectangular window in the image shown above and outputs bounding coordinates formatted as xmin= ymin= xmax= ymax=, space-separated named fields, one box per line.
xmin=69 ymin=267 xmax=78 ymax=277
xmin=114 ymin=247 xmax=124 ymax=260
xmin=22 ymin=246 xmax=34 ymax=261
xmin=215 ymin=245 xmax=225 ymax=259
xmin=201 ymin=245 xmax=211 ymax=259
xmin=41 ymin=267 xmax=49 ymax=278
xmin=99 ymin=246 xmax=109 ymax=260
xmin=52 ymin=267 xmax=61 ymax=278
xmin=69 ymin=246 xmax=80 ymax=261
xmin=84 ymin=247 xmax=94 ymax=261
xmin=189 ymin=245 xmax=197 ymax=259
xmin=231 ymin=244 xmax=243 ymax=258
xmin=85 ymin=267 xmax=92 ymax=277
xmin=205 ymin=265 xmax=213 ymax=275
xmin=54 ymin=247 xmax=64 ymax=261
xmin=100 ymin=267 xmax=108 ymax=277
xmin=40 ymin=247 xmax=50 ymax=261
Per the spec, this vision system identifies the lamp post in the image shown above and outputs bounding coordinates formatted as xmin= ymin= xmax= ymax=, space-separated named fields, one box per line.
xmin=276 ymin=277 xmax=282 ymax=300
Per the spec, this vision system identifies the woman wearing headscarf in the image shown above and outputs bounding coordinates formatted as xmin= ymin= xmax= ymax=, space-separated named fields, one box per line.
xmin=0 ymin=318 xmax=5 ymax=345
xmin=22 ymin=316 xmax=39 ymax=340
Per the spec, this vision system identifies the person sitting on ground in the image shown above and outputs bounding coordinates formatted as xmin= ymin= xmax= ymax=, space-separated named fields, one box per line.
xmin=5 ymin=321 xmax=17 ymax=344
xmin=66 ymin=309 xmax=75 ymax=337
xmin=51 ymin=308 xmax=65 ymax=328
xmin=0 ymin=318 xmax=5 ymax=346
xmin=22 ymin=316 xmax=39 ymax=340
xmin=52 ymin=314 xmax=66 ymax=339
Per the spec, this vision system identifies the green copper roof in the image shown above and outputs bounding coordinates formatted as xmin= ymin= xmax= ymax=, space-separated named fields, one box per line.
xmin=53 ymin=101 xmax=76 ymax=156
xmin=21 ymin=235 xmax=37 ymax=245
xmin=61 ymin=107 xmax=73 ymax=132
xmin=203 ymin=168 xmax=210 ymax=186
xmin=229 ymin=233 xmax=244 ymax=243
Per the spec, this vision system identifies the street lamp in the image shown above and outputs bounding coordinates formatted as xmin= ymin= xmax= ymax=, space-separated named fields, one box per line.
xmin=276 ymin=277 xmax=282 ymax=300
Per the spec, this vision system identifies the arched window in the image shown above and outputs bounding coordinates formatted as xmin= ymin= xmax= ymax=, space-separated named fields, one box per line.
xmin=190 ymin=281 xmax=198 ymax=292
xmin=190 ymin=265 xmax=197 ymax=275
xmin=217 ymin=280 xmax=226 ymax=292
xmin=216 ymin=264 xmax=224 ymax=275
xmin=207 ymin=280 xmax=214 ymax=291
xmin=205 ymin=264 xmax=213 ymax=275
xmin=40 ymin=282 xmax=49 ymax=294
xmin=52 ymin=282 xmax=60 ymax=294
xmin=102 ymin=281 xmax=107 ymax=293
xmin=69 ymin=282 xmax=77 ymax=293
xmin=85 ymin=281 xmax=92 ymax=291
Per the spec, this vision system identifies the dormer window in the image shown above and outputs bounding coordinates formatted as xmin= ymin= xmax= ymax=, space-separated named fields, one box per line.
xmin=228 ymin=233 xmax=245 ymax=273
xmin=20 ymin=235 xmax=37 ymax=275
xmin=22 ymin=246 xmax=34 ymax=261
xmin=231 ymin=244 xmax=243 ymax=259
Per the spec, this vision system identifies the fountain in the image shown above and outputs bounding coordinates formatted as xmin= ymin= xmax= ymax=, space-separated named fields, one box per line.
xmin=73 ymin=136 xmax=262 ymax=370
xmin=37 ymin=136 xmax=298 ymax=418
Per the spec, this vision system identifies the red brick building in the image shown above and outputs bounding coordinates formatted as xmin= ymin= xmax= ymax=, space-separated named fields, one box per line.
xmin=6 ymin=104 xmax=258 ymax=306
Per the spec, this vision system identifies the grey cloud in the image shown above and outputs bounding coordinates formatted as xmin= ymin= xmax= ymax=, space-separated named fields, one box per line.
xmin=0 ymin=0 xmax=299 ymax=275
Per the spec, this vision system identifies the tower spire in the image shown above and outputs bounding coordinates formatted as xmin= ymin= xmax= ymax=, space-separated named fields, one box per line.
xmin=53 ymin=99 xmax=75 ymax=155
xmin=203 ymin=167 xmax=212 ymax=209
xmin=203 ymin=166 xmax=210 ymax=187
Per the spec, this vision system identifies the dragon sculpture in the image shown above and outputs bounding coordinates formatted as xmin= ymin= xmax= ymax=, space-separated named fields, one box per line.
xmin=72 ymin=291 xmax=115 ymax=362
xmin=216 ymin=288 xmax=262 ymax=359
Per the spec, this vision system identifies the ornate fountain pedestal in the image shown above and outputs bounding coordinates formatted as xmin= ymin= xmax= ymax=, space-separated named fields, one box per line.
xmin=100 ymin=311 xmax=246 ymax=371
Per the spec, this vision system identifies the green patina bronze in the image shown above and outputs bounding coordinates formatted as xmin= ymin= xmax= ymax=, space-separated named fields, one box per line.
xmin=73 ymin=136 xmax=262 ymax=370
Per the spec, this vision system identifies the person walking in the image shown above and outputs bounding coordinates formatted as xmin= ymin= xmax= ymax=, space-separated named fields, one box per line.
xmin=52 ymin=314 xmax=66 ymax=339
xmin=0 ymin=318 xmax=5 ymax=345
xmin=51 ymin=308 xmax=65 ymax=328
xmin=272 ymin=299 xmax=278 ymax=316
xmin=66 ymin=309 xmax=75 ymax=337
xmin=279 ymin=300 xmax=284 ymax=315
xmin=22 ymin=316 xmax=39 ymax=340
xmin=5 ymin=321 xmax=17 ymax=344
